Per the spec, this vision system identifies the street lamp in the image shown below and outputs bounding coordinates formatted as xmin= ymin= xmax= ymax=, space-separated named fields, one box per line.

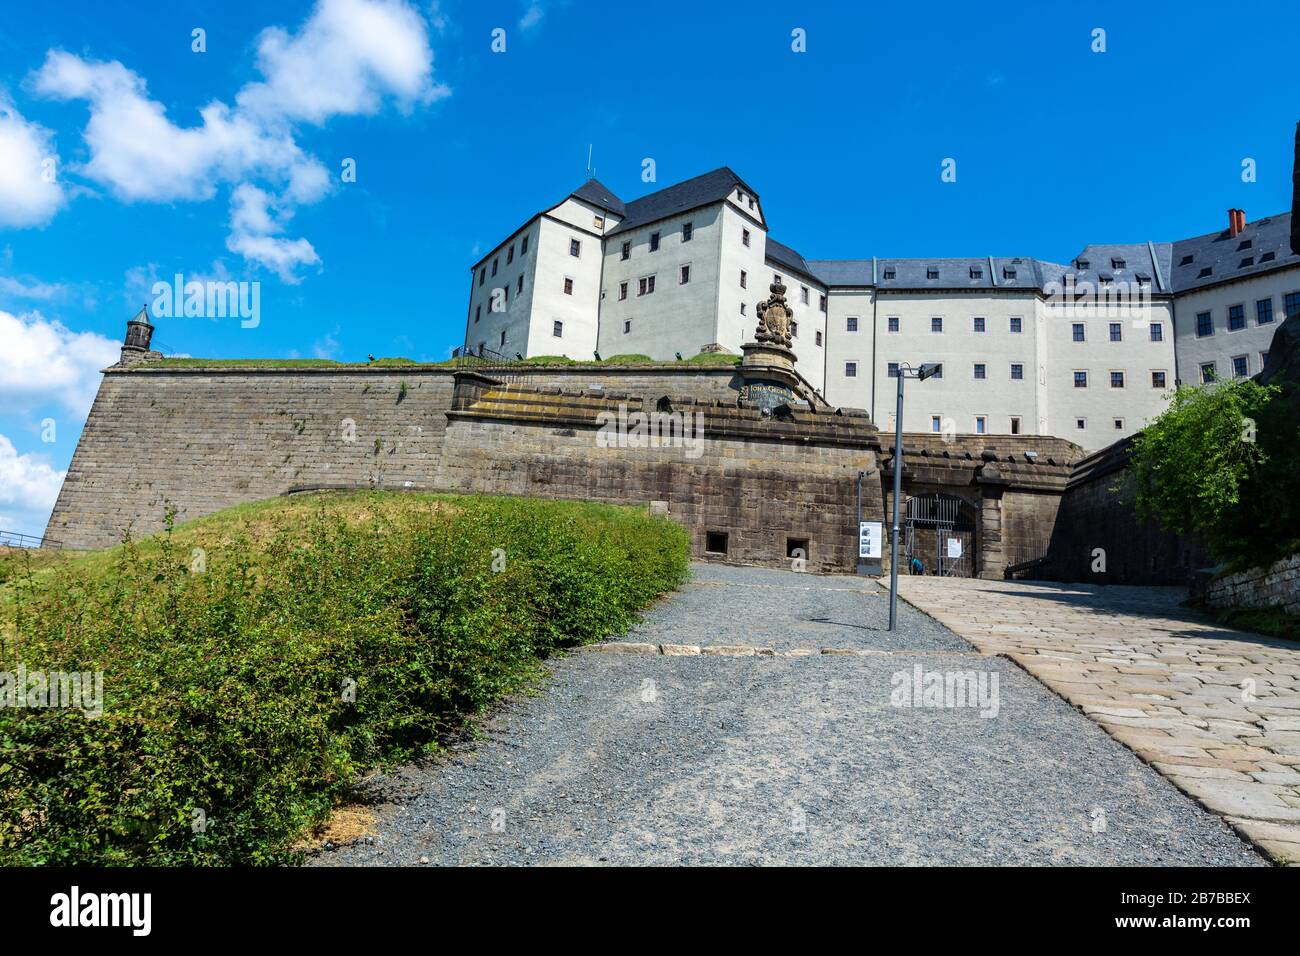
xmin=888 ymin=362 xmax=941 ymax=631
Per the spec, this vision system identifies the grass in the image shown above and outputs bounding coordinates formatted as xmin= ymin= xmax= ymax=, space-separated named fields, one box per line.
xmin=138 ymin=352 xmax=742 ymax=370
xmin=0 ymin=491 xmax=689 ymax=864
xmin=1206 ymin=604 xmax=1300 ymax=643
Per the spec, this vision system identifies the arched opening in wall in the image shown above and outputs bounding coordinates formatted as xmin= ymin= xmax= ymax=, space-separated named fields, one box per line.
xmin=903 ymin=492 xmax=978 ymax=577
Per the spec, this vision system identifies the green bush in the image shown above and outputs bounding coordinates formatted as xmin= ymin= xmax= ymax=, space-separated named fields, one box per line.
xmin=1129 ymin=378 xmax=1298 ymax=569
xmin=0 ymin=493 xmax=688 ymax=865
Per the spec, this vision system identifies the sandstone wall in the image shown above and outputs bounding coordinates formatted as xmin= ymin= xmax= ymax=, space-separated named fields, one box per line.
xmin=1205 ymin=553 xmax=1300 ymax=615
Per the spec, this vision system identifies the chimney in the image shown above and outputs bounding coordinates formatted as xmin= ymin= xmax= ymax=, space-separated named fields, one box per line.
xmin=1228 ymin=208 xmax=1246 ymax=237
xmin=119 ymin=306 xmax=157 ymax=366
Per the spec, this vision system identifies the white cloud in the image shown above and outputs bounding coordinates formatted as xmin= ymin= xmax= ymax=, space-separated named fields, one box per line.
xmin=0 ymin=309 xmax=119 ymax=417
xmin=27 ymin=0 xmax=443 ymax=280
xmin=226 ymin=184 xmax=320 ymax=283
xmin=237 ymin=0 xmax=447 ymax=124
xmin=0 ymin=433 xmax=64 ymax=538
xmin=0 ymin=95 xmax=65 ymax=227
xmin=519 ymin=2 xmax=545 ymax=30
xmin=0 ymin=274 xmax=65 ymax=301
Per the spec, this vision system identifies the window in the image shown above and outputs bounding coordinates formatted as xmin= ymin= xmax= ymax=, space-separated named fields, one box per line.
xmin=848 ymin=316 xmax=861 ymax=332
xmin=887 ymin=362 xmax=899 ymax=378
xmin=1261 ymin=351 xmax=1270 ymax=367
xmin=1110 ymin=371 xmax=1125 ymax=388
xmin=1109 ymin=323 xmax=1122 ymax=342
xmin=740 ymin=303 xmax=746 ymax=315
xmin=884 ymin=317 xmax=896 ymax=333
xmin=1010 ymin=417 xmax=1021 ymax=435
xmin=926 ymin=267 xmax=939 ymax=280
xmin=569 ymin=239 xmax=581 ymax=257
xmin=1073 ymin=371 xmax=1088 ymax=388
xmin=774 ymin=274 xmax=782 ymax=285
xmin=819 ymin=295 xmax=827 ymax=313
xmin=931 ymin=317 xmax=943 ymax=333
xmin=521 ymin=235 xmax=529 ymax=255
xmin=1179 ymin=254 xmax=1194 ymax=266
xmin=883 ymin=267 xmax=896 ymax=280
xmin=931 ymin=363 xmax=943 ymax=379
xmin=563 ymin=277 xmax=574 ymax=295
xmin=742 ymin=229 xmax=751 ymax=247
xmin=499 ymin=329 xmax=506 ymax=347
xmin=1076 ymin=258 xmax=1090 ymax=270
xmin=1228 ymin=304 xmax=1246 ymax=331
xmin=649 ymin=232 xmax=660 ymax=252
xmin=1076 ymin=418 xmax=1086 ymax=431
xmin=624 ymin=319 xmax=632 ymax=334
xmin=594 ymin=215 xmax=604 ymax=230
xmin=682 ymin=222 xmax=693 ymax=242
xmin=736 ymin=188 xmax=744 ymax=201
xmin=1111 ymin=257 xmax=1126 ymax=269
xmin=1152 ymin=370 xmax=1167 ymax=388
xmin=475 ymin=304 xmax=481 ymax=323
xmin=815 ymin=330 xmax=823 ymax=347
xmin=1149 ymin=323 xmax=1163 ymax=342
xmin=621 ymin=241 xmax=630 ymax=261
xmin=973 ymin=316 xmax=985 ymax=332
xmin=1286 ymin=291 xmax=1300 ymax=321
xmin=790 ymin=321 xmax=798 ymax=338
xmin=479 ymin=268 xmax=485 ymax=287
xmin=970 ymin=267 xmax=982 ymax=279
xmin=1196 ymin=311 xmax=1213 ymax=337
xmin=975 ymin=416 xmax=987 ymax=435
xmin=1009 ymin=316 xmax=1022 ymax=333
xmin=801 ymin=286 xmax=810 ymax=305
xmin=491 ymin=257 xmax=498 ymax=276
xmin=507 ymin=244 xmax=514 ymax=264
xmin=680 ymin=264 xmax=690 ymax=284
xmin=1072 ymin=323 xmax=1085 ymax=342
xmin=845 ymin=361 xmax=858 ymax=378
xmin=619 ymin=281 xmax=628 ymax=300
xmin=1113 ymin=418 xmax=1125 ymax=431
xmin=1257 ymin=298 xmax=1274 ymax=325
xmin=705 ymin=531 xmax=729 ymax=555
xmin=739 ymin=270 xmax=747 ymax=289
xmin=1010 ymin=363 xmax=1024 ymax=380
xmin=552 ymin=320 xmax=563 ymax=338
xmin=1232 ymin=355 xmax=1249 ymax=378
xmin=517 ymin=275 xmax=524 ymax=294
xmin=973 ymin=363 xmax=986 ymax=380
xmin=503 ymin=284 xmax=509 ymax=303
xmin=638 ymin=275 xmax=655 ymax=296
xmin=1200 ymin=362 xmax=1216 ymax=384
xmin=1003 ymin=267 xmax=1017 ymax=280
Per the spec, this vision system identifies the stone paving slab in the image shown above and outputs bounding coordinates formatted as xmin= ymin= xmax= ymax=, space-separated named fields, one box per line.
xmin=896 ymin=576 xmax=1300 ymax=864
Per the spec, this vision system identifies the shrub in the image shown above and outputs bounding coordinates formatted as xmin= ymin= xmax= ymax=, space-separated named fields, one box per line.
xmin=1129 ymin=378 xmax=1296 ymax=569
xmin=0 ymin=493 xmax=688 ymax=865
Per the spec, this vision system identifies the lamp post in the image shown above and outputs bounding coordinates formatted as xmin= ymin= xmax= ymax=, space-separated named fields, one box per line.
xmin=888 ymin=362 xmax=941 ymax=631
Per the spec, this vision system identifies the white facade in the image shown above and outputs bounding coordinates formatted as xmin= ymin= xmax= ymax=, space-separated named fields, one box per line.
xmin=466 ymin=172 xmax=1298 ymax=451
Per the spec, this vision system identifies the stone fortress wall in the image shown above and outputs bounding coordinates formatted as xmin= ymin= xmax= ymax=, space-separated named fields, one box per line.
xmin=46 ymin=356 xmax=1079 ymax=576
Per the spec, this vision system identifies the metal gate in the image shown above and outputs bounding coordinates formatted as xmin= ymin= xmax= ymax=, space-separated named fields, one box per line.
xmin=903 ymin=493 xmax=976 ymax=577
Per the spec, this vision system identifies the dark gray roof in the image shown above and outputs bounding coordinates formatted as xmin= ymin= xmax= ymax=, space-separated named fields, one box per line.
xmin=606 ymin=167 xmax=754 ymax=237
xmin=1058 ymin=242 xmax=1173 ymax=293
xmin=570 ymin=178 xmax=625 ymax=217
xmin=764 ymin=237 xmax=820 ymax=283
xmin=1169 ymin=212 xmax=1299 ymax=293
xmin=806 ymin=257 xmax=1053 ymax=291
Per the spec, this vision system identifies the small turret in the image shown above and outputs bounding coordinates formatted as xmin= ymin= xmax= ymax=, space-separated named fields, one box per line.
xmin=119 ymin=306 xmax=160 ymax=366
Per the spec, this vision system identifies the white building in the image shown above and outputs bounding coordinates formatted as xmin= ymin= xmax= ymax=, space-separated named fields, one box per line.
xmin=464 ymin=171 xmax=1300 ymax=450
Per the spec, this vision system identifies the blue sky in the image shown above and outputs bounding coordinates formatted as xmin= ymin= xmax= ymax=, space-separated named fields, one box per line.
xmin=0 ymin=0 xmax=1296 ymax=537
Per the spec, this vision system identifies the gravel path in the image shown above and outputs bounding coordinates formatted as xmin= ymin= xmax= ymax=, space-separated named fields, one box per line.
xmin=309 ymin=564 xmax=1265 ymax=866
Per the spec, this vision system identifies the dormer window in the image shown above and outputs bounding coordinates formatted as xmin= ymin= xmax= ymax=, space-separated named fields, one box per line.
xmin=1180 ymin=254 xmax=1194 ymax=266
xmin=1076 ymin=259 xmax=1090 ymax=270
xmin=1261 ymin=251 xmax=1276 ymax=262
xmin=883 ymin=267 xmax=896 ymax=280
xmin=1003 ymin=267 xmax=1017 ymax=279
xmin=1198 ymin=266 xmax=1213 ymax=278
xmin=1111 ymin=257 xmax=1126 ymax=269
xmin=969 ymin=266 xmax=982 ymax=279
xmin=926 ymin=267 xmax=939 ymax=280
xmin=1136 ymin=273 xmax=1151 ymax=285
xmin=1240 ymin=257 xmax=1255 ymax=268
xmin=1238 ymin=239 xmax=1252 ymax=250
